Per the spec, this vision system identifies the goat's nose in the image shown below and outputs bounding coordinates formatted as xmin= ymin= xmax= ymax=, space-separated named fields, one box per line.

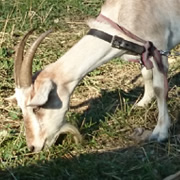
xmin=29 ymin=145 xmax=35 ymax=152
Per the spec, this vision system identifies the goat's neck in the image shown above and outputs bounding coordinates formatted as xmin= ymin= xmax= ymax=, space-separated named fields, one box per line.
xmin=51 ymin=34 xmax=125 ymax=95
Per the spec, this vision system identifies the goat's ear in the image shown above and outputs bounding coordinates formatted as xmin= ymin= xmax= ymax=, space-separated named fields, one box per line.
xmin=5 ymin=94 xmax=17 ymax=104
xmin=28 ymin=80 xmax=54 ymax=107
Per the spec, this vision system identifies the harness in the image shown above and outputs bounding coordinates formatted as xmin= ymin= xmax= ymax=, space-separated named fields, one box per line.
xmin=87 ymin=14 xmax=169 ymax=97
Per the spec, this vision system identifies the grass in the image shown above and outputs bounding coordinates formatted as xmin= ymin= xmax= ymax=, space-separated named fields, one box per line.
xmin=0 ymin=0 xmax=180 ymax=179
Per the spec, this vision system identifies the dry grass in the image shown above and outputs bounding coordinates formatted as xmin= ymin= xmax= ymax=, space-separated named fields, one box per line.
xmin=0 ymin=0 xmax=180 ymax=179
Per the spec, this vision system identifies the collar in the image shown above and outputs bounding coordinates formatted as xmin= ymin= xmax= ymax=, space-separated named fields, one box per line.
xmin=87 ymin=28 xmax=145 ymax=55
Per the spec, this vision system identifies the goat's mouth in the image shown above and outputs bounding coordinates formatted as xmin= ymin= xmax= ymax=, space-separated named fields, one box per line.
xmin=29 ymin=132 xmax=66 ymax=151
xmin=28 ymin=134 xmax=59 ymax=152
xmin=45 ymin=132 xmax=61 ymax=148
xmin=27 ymin=139 xmax=46 ymax=152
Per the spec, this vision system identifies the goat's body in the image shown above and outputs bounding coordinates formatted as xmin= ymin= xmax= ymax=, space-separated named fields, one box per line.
xmin=102 ymin=0 xmax=180 ymax=49
xmin=10 ymin=0 xmax=180 ymax=152
xmin=46 ymin=0 xmax=180 ymax=83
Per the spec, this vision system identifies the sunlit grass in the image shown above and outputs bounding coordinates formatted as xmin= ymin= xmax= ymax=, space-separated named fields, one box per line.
xmin=0 ymin=0 xmax=180 ymax=180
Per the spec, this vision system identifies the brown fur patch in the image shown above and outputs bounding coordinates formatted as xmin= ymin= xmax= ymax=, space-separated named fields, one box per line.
xmin=35 ymin=108 xmax=44 ymax=122
xmin=24 ymin=115 xmax=35 ymax=146
xmin=24 ymin=113 xmax=46 ymax=147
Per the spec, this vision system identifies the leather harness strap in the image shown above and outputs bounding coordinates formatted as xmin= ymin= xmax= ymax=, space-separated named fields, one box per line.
xmin=97 ymin=14 xmax=146 ymax=44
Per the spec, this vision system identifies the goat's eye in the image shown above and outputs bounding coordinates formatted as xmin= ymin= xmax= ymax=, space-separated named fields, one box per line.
xmin=33 ymin=107 xmax=40 ymax=114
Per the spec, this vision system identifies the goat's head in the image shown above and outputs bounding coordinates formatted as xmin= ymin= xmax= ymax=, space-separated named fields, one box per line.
xmin=8 ymin=30 xmax=81 ymax=152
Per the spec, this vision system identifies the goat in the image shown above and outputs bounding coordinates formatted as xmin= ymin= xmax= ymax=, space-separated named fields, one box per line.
xmin=7 ymin=0 xmax=180 ymax=152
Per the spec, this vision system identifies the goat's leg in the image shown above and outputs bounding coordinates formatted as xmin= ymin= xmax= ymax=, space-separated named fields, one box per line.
xmin=122 ymin=54 xmax=155 ymax=107
xmin=137 ymin=67 xmax=155 ymax=107
xmin=150 ymin=57 xmax=170 ymax=141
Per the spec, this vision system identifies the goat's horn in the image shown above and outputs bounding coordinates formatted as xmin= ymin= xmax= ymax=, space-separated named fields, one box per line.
xmin=14 ymin=29 xmax=35 ymax=87
xmin=19 ymin=30 xmax=53 ymax=87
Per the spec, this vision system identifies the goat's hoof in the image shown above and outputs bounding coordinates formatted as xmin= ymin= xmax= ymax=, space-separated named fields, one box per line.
xmin=136 ymin=99 xmax=150 ymax=107
xmin=136 ymin=96 xmax=154 ymax=107
xmin=149 ymin=133 xmax=168 ymax=143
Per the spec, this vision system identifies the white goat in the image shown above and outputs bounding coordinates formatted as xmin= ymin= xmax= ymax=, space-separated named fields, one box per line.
xmin=8 ymin=0 xmax=180 ymax=152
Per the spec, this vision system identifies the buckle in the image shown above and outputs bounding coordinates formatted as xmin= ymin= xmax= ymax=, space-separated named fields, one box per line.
xmin=111 ymin=36 xmax=145 ymax=54
xmin=111 ymin=36 xmax=124 ymax=49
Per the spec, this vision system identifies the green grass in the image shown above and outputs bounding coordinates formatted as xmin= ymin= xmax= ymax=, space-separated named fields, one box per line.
xmin=0 ymin=0 xmax=103 ymax=33
xmin=0 ymin=0 xmax=180 ymax=180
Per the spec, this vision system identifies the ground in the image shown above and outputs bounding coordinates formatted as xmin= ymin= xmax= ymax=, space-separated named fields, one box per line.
xmin=0 ymin=0 xmax=180 ymax=179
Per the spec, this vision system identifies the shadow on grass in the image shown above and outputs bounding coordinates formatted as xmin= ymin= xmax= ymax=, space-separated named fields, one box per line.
xmin=70 ymin=86 xmax=144 ymax=136
xmin=169 ymin=72 xmax=180 ymax=88
xmin=0 ymin=73 xmax=179 ymax=180
xmin=69 ymin=71 xmax=180 ymax=136
xmin=0 ymin=142 xmax=180 ymax=180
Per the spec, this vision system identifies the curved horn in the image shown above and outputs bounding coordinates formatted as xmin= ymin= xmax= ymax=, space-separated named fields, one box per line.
xmin=14 ymin=29 xmax=35 ymax=87
xmin=19 ymin=30 xmax=53 ymax=87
